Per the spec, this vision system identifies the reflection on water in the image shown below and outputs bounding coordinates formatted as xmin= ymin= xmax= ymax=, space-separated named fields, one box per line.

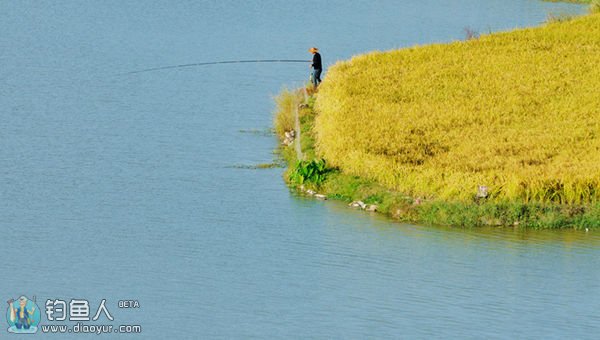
xmin=1 ymin=0 xmax=595 ymax=338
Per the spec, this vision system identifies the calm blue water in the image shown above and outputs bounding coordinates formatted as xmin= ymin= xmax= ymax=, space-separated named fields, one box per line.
xmin=1 ymin=0 xmax=597 ymax=338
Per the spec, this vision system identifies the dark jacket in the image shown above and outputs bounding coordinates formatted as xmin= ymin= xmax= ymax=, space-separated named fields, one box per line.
xmin=312 ymin=53 xmax=322 ymax=70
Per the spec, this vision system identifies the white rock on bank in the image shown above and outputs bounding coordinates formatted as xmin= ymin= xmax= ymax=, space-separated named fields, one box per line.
xmin=315 ymin=194 xmax=327 ymax=200
xmin=282 ymin=130 xmax=296 ymax=146
xmin=349 ymin=201 xmax=366 ymax=209
xmin=477 ymin=185 xmax=489 ymax=198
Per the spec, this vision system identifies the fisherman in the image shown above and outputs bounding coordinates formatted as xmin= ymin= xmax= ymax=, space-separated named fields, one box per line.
xmin=309 ymin=47 xmax=322 ymax=88
xmin=7 ymin=296 xmax=36 ymax=330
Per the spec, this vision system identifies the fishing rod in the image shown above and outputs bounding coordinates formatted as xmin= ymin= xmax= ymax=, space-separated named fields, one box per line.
xmin=123 ymin=59 xmax=310 ymax=75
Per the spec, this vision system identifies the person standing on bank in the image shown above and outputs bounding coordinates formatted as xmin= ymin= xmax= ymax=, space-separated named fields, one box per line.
xmin=309 ymin=47 xmax=322 ymax=88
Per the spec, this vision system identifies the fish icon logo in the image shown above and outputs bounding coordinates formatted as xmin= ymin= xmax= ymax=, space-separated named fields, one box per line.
xmin=6 ymin=296 xmax=41 ymax=334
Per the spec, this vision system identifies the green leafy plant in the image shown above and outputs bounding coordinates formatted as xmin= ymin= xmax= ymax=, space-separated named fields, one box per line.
xmin=289 ymin=159 xmax=328 ymax=186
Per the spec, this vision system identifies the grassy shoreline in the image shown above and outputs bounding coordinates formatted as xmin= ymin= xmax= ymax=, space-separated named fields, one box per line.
xmin=274 ymin=12 xmax=600 ymax=230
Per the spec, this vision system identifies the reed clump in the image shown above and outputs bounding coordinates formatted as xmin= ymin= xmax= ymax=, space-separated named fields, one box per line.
xmin=273 ymin=89 xmax=302 ymax=138
xmin=314 ymin=14 xmax=600 ymax=205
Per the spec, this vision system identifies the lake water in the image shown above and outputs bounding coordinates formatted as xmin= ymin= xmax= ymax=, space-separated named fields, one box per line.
xmin=1 ymin=0 xmax=597 ymax=338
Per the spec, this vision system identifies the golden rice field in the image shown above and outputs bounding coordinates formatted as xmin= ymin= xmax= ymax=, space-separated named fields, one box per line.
xmin=314 ymin=13 xmax=600 ymax=204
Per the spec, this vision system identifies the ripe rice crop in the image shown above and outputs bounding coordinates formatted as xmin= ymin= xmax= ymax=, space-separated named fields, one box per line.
xmin=314 ymin=14 xmax=600 ymax=204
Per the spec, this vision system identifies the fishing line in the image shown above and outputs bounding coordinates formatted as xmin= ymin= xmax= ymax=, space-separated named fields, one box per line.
xmin=122 ymin=59 xmax=310 ymax=75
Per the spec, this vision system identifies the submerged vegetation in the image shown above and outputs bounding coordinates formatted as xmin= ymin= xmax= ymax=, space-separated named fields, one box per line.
xmin=275 ymin=13 xmax=600 ymax=229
